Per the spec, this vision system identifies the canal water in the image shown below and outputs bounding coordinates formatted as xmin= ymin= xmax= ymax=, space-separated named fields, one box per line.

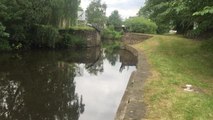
xmin=0 ymin=47 xmax=137 ymax=120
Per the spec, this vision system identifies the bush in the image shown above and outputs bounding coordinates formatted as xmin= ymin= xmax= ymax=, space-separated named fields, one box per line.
xmin=0 ymin=39 xmax=11 ymax=51
xmin=156 ymin=24 xmax=170 ymax=34
xmin=125 ymin=17 xmax=157 ymax=34
xmin=59 ymin=33 xmax=86 ymax=49
xmin=33 ymin=25 xmax=60 ymax=48
xmin=186 ymin=29 xmax=202 ymax=38
xmin=0 ymin=23 xmax=11 ymax=51
xmin=101 ymin=26 xmax=122 ymax=40
xmin=0 ymin=23 xmax=9 ymax=38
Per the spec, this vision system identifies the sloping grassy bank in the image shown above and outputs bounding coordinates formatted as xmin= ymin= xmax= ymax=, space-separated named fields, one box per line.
xmin=134 ymin=35 xmax=213 ymax=120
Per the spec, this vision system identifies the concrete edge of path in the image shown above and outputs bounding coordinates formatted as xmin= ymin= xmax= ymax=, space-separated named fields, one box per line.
xmin=115 ymin=44 xmax=151 ymax=120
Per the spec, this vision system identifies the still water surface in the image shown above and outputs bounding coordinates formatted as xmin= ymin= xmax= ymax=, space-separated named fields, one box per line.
xmin=0 ymin=48 xmax=137 ymax=120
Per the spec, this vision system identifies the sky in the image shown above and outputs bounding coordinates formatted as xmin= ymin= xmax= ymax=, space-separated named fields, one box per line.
xmin=80 ymin=0 xmax=145 ymax=19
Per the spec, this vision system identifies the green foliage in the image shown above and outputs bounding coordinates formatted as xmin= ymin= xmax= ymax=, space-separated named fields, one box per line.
xmin=125 ymin=17 xmax=157 ymax=34
xmin=0 ymin=38 xmax=11 ymax=51
xmin=101 ymin=26 xmax=122 ymax=40
xmin=33 ymin=25 xmax=60 ymax=48
xmin=0 ymin=22 xmax=9 ymax=38
xmin=86 ymin=0 xmax=107 ymax=28
xmin=0 ymin=22 xmax=11 ymax=51
xmin=138 ymin=0 xmax=171 ymax=33
xmin=108 ymin=10 xmax=123 ymax=27
xmin=193 ymin=6 xmax=213 ymax=16
xmin=0 ymin=0 xmax=80 ymax=50
xmin=140 ymin=0 xmax=213 ymax=35
xmin=157 ymin=24 xmax=170 ymax=34
xmin=61 ymin=33 xmax=73 ymax=48
xmin=73 ymin=36 xmax=87 ymax=48
xmin=186 ymin=29 xmax=202 ymax=39
xmin=60 ymin=33 xmax=86 ymax=49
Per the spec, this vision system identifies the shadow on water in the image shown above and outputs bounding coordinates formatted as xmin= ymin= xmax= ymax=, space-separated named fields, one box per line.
xmin=0 ymin=47 xmax=137 ymax=120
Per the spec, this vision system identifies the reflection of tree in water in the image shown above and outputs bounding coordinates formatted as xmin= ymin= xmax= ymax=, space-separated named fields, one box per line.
xmin=0 ymin=52 xmax=84 ymax=120
xmin=104 ymin=48 xmax=119 ymax=66
xmin=119 ymin=50 xmax=138 ymax=72
xmin=104 ymin=48 xmax=138 ymax=72
xmin=85 ymin=50 xmax=104 ymax=75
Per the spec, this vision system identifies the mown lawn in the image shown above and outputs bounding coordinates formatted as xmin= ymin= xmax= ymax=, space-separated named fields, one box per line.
xmin=134 ymin=35 xmax=213 ymax=120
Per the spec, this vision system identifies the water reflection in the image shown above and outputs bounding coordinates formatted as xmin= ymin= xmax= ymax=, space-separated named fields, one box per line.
xmin=0 ymin=50 xmax=92 ymax=120
xmin=74 ymin=49 xmax=137 ymax=120
xmin=0 ymin=48 xmax=137 ymax=120
xmin=119 ymin=50 xmax=138 ymax=72
xmin=104 ymin=48 xmax=119 ymax=66
xmin=104 ymin=48 xmax=138 ymax=72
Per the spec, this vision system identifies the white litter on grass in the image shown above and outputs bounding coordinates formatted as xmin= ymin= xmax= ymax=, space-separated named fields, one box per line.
xmin=184 ymin=84 xmax=194 ymax=92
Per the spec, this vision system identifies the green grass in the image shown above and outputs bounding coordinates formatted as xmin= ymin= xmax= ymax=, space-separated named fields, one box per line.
xmin=134 ymin=35 xmax=213 ymax=120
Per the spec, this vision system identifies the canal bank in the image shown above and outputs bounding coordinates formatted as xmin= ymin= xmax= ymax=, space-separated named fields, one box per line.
xmin=115 ymin=33 xmax=151 ymax=120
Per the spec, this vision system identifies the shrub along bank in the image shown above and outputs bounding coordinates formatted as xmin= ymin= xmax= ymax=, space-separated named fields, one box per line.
xmin=0 ymin=25 xmax=88 ymax=51
xmin=101 ymin=25 xmax=123 ymax=40
xmin=31 ymin=25 xmax=87 ymax=49
xmin=125 ymin=17 xmax=157 ymax=34
xmin=0 ymin=22 xmax=10 ymax=51
xmin=0 ymin=0 xmax=80 ymax=51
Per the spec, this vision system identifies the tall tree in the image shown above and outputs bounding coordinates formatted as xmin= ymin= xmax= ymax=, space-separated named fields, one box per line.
xmin=108 ymin=10 xmax=122 ymax=27
xmin=86 ymin=0 xmax=107 ymax=28
xmin=139 ymin=0 xmax=213 ymax=35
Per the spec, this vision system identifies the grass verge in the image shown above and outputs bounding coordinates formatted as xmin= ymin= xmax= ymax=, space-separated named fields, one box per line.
xmin=134 ymin=35 xmax=213 ymax=120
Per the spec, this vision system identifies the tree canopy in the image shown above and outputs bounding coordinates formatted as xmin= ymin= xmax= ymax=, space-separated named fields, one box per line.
xmin=108 ymin=10 xmax=122 ymax=27
xmin=139 ymin=0 xmax=213 ymax=36
xmin=125 ymin=17 xmax=157 ymax=34
xmin=86 ymin=0 xmax=107 ymax=28
xmin=0 ymin=0 xmax=80 ymax=50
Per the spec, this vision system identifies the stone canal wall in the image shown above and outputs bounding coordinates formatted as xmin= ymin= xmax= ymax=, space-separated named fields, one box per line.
xmin=115 ymin=45 xmax=150 ymax=120
xmin=59 ymin=29 xmax=101 ymax=47
xmin=115 ymin=33 xmax=151 ymax=120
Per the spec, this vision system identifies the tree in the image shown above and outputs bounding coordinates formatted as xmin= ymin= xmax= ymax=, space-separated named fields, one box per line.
xmin=0 ymin=22 xmax=10 ymax=50
xmin=86 ymin=0 xmax=107 ymax=28
xmin=139 ymin=0 xmax=213 ymax=36
xmin=108 ymin=10 xmax=122 ymax=28
xmin=0 ymin=0 xmax=80 ymax=50
xmin=0 ymin=22 xmax=9 ymax=38
xmin=125 ymin=17 xmax=157 ymax=34
xmin=138 ymin=0 xmax=173 ymax=33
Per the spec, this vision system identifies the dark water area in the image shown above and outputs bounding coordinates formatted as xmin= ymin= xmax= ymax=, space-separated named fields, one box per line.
xmin=0 ymin=48 xmax=137 ymax=120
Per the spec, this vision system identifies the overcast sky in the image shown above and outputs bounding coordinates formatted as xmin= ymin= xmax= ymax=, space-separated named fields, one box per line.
xmin=80 ymin=0 xmax=145 ymax=19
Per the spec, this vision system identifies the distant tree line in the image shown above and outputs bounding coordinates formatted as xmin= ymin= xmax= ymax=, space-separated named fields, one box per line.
xmin=138 ymin=0 xmax=213 ymax=37
xmin=0 ymin=0 xmax=80 ymax=51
